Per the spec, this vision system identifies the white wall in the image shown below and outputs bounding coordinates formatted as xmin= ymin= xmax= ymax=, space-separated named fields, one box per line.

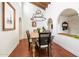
xmin=58 ymin=15 xmax=79 ymax=35
xmin=45 ymin=2 xmax=79 ymax=56
xmin=21 ymin=2 xmax=47 ymax=38
xmin=0 ymin=2 xmax=21 ymax=56
xmin=54 ymin=35 xmax=79 ymax=56
xmin=69 ymin=16 xmax=79 ymax=35
xmin=45 ymin=2 xmax=79 ymax=35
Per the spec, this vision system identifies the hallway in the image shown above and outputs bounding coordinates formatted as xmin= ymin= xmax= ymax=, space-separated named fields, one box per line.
xmin=0 ymin=2 xmax=79 ymax=57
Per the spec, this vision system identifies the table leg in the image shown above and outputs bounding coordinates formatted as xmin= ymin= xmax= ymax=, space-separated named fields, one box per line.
xmin=32 ymin=39 xmax=36 ymax=57
xmin=32 ymin=44 xmax=35 ymax=57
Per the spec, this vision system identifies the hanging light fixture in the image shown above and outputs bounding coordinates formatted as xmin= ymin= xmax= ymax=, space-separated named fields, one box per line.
xmin=31 ymin=9 xmax=46 ymax=21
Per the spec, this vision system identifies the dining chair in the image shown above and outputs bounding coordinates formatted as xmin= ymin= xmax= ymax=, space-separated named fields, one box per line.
xmin=36 ymin=32 xmax=51 ymax=56
xmin=26 ymin=30 xmax=32 ymax=50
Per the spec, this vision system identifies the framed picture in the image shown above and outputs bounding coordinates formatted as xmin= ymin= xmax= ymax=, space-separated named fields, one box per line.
xmin=3 ymin=2 xmax=16 ymax=31
xmin=32 ymin=21 xmax=37 ymax=27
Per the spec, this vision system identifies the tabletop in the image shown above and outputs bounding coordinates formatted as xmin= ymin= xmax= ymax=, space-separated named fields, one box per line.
xmin=30 ymin=32 xmax=39 ymax=39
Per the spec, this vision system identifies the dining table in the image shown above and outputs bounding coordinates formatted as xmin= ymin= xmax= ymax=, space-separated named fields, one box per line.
xmin=30 ymin=31 xmax=39 ymax=57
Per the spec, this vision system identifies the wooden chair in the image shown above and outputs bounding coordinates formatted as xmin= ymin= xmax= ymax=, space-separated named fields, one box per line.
xmin=36 ymin=32 xmax=51 ymax=56
xmin=26 ymin=30 xmax=32 ymax=50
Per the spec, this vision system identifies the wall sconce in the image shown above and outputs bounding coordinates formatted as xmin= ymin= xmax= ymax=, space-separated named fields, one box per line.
xmin=32 ymin=20 xmax=37 ymax=27
xmin=62 ymin=21 xmax=68 ymax=30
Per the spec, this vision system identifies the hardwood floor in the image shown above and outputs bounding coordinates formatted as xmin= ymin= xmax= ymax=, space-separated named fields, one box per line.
xmin=9 ymin=39 xmax=30 ymax=57
xmin=52 ymin=43 xmax=76 ymax=57
xmin=9 ymin=39 xmax=49 ymax=57
xmin=9 ymin=39 xmax=76 ymax=57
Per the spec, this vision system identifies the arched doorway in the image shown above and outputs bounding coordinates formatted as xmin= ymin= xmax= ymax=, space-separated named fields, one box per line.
xmin=58 ymin=8 xmax=79 ymax=35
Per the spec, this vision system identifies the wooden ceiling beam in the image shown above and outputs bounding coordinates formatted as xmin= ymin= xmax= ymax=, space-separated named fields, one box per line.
xmin=31 ymin=2 xmax=50 ymax=10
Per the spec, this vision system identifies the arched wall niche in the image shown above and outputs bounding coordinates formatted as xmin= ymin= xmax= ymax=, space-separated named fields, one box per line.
xmin=58 ymin=8 xmax=79 ymax=35
xmin=47 ymin=18 xmax=53 ymax=31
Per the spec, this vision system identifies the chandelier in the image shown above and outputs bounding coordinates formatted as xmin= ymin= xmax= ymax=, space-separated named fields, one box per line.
xmin=31 ymin=9 xmax=46 ymax=21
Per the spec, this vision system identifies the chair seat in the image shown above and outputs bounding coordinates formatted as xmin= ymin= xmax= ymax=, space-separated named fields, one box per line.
xmin=29 ymin=39 xmax=32 ymax=42
xmin=40 ymin=45 xmax=48 ymax=48
xmin=37 ymin=41 xmax=48 ymax=48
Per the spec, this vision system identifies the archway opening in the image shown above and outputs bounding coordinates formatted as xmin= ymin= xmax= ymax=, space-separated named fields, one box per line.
xmin=58 ymin=8 xmax=79 ymax=35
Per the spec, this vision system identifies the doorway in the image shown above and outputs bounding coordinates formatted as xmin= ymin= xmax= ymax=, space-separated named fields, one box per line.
xmin=19 ymin=17 xmax=22 ymax=40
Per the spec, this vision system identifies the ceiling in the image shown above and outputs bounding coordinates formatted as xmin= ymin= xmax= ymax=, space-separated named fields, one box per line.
xmin=31 ymin=2 xmax=50 ymax=10
xmin=60 ymin=8 xmax=78 ymax=17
